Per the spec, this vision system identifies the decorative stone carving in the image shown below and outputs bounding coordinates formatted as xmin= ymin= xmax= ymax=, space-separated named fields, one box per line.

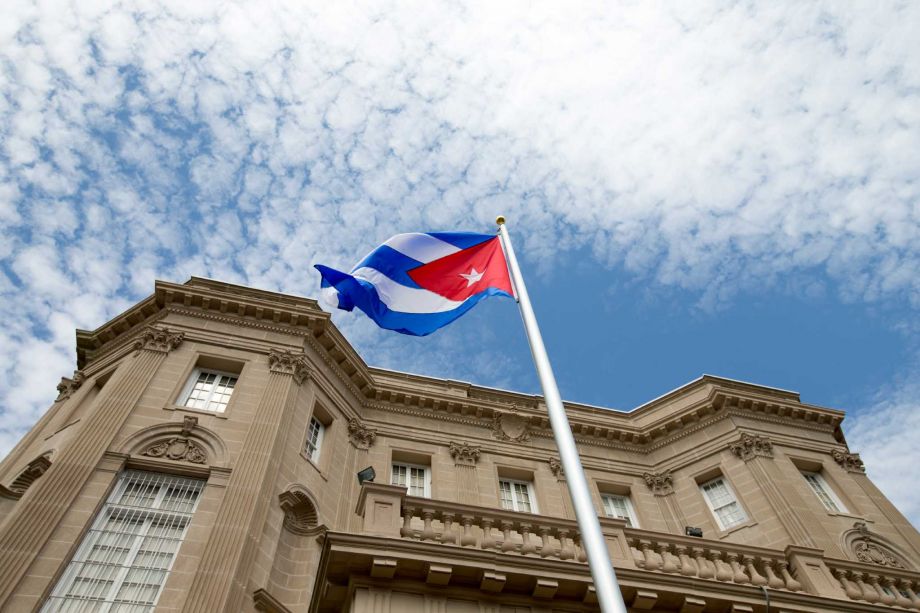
xmin=268 ymin=349 xmax=312 ymax=385
xmin=848 ymin=522 xmax=907 ymax=569
xmin=347 ymin=418 xmax=377 ymax=450
xmin=643 ymin=471 xmax=674 ymax=496
xmin=728 ymin=433 xmax=774 ymax=462
xmin=6 ymin=454 xmax=52 ymax=496
xmin=55 ymin=371 xmax=85 ymax=402
xmin=142 ymin=437 xmax=208 ymax=464
xmin=832 ymin=449 xmax=866 ymax=473
xmin=181 ymin=415 xmax=198 ymax=436
xmin=133 ymin=326 xmax=184 ymax=354
xmin=548 ymin=457 xmax=564 ymax=478
xmin=278 ymin=490 xmax=321 ymax=535
xmin=491 ymin=408 xmax=532 ymax=443
xmin=449 ymin=442 xmax=481 ymax=466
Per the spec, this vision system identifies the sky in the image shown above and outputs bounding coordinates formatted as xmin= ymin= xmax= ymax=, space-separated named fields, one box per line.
xmin=0 ymin=1 xmax=918 ymax=526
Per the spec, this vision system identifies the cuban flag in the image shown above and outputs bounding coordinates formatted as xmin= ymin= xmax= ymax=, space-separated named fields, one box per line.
xmin=315 ymin=232 xmax=515 ymax=336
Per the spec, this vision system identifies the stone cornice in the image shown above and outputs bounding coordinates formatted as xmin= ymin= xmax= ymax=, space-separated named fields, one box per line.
xmin=71 ymin=277 xmax=852 ymax=456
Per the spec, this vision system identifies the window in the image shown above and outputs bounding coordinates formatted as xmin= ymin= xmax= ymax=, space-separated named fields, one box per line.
xmin=700 ymin=477 xmax=748 ymax=530
xmin=802 ymin=471 xmax=846 ymax=513
xmin=181 ymin=369 xmax=237 ymax=413
xmin=304 ymin=416 xmax=324 ymax=463
xmin=498 ymin=479 xmax=537 ymax=513
xmin=391 ymin=463 xmax=430 ymax=498
xmin=43 ymin=470 xmax=204 ymax=612
xmin=601 ymin=494 xmax=638 ymax=527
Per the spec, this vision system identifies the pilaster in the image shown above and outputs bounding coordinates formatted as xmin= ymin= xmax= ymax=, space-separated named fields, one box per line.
xmin=728 ymin=434 xmax=816 ymax=547
xmin=182 ymin=349 xmax=311 ymax=612
xmin=0 ymin=327 xmax=183 ymax=604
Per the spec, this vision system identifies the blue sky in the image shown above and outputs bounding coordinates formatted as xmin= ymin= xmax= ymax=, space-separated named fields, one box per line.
xmin=0 ymin=1 xmax=917 ymax=525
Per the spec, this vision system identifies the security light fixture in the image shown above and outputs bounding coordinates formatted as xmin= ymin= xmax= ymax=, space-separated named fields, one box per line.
xmin=685 ymin=526 xmax=703 ymax=538
xmin=356 ymin=466 xmax=376 ymax=485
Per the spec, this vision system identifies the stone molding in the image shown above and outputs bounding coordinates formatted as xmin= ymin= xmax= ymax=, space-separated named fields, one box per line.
xmin=643 ymin=471 xmax=674 ymax=496
xmin=278 ymin=490 xmax=325 ymax=536
xmin=549 ymin=457 xmax=564 ymax=478
xmin=448 ymin=442 xmax=481 ymax=466
xmin=728 ymin=433 xmax=774 ymax=462
xmin=0 ymin=454 xmax=52 ymax=500
xmin=348 ymin=418 xmax=377 ymax=450
xmin=140 ymin=416 xmax=208 ymax=464
xmin=491 ymin=409 xmax=532 ymax=443
xmin=846 ymin=522 xmax=909 ymax=569
xmin=142 ymin=438 xmax=208 ymax=464
xmin=55 ymin=371 xmax=85 ymax=402
xmin=133 ymin=326 xmax=184 ymax=354
xmin=832 ymin=449 xmax=866 ymax=473
xmin=267 ymin=349 xmax=311 ymax=385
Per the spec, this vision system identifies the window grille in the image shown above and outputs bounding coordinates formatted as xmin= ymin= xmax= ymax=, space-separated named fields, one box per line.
xmin=182 ymin=369 xmax=237 ymax=413
xmin=601 ymin=494 xmax=638 ymax=527
xmin=700 ymin=477 xmax=747 ymax=530
xmin=802 ymin=471 xmax=845 ymax=513
xmin=43 ymin=470 xmax=204 ymax=612
xmin=498 ymin=479 xmax=535 ymax=513
xmin=391 ymin=463 xmax=430 ymax=498
xmin=304 ymin=417 xmax=324 ymax=463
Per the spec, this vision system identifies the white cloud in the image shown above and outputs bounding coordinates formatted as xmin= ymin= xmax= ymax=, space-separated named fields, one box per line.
xmin=845 ymin=369 xmax=920 ymax=529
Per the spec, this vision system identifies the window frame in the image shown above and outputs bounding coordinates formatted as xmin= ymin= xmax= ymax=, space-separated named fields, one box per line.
xmin=699 ymin=476 xmax=749 ymax=531
xmin=391 ymin=462 xmax=431 ymax=498
xmin=178 ymin=368 xmax=239 ymax=414
xmin=43 ymin=470 xmax=204 ymax=612
xmin=303 ymin=416 xmax=325 ymax=464
xmin=498 ymin=477 xmax=538 ymax=514
xmin=601 ymin=493 xmax=639 ymax=527
xmin=801 ymin=470 xmax=847 ymax=513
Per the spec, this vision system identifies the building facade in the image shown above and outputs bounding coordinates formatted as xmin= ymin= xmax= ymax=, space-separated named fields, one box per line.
xmin=0 ymin=277 xmax=918 ymax=612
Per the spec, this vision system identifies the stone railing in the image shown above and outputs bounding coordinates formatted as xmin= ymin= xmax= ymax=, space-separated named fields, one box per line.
xmin=355 ymin=483 xmax=920 ymax=609
xmin=623 ymin=530 xmax=801 ymax=592
xmin=399 ymin=495 xmax=590 ymax=563
xmin=826 ymin=558 xmax=920 ymax=609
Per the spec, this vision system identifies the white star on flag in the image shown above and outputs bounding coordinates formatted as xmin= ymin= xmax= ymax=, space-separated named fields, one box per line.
xmin=459 ymin=267 xmax=484 ymax=287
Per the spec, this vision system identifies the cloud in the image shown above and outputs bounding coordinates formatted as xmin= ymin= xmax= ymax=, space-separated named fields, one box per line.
xmin=845 ymin=367 xmax=920 ymax=528
xmin=0 ymin=1 xmax=917 ymax=482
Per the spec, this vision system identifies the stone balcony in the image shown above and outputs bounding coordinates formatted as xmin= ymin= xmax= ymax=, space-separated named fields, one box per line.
xmin=305 ymin=483 xmax=920 ymax=612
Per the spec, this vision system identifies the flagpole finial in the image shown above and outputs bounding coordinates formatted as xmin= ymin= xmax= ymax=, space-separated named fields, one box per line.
xmin=496 ymin=215 xmax=506 ymax=226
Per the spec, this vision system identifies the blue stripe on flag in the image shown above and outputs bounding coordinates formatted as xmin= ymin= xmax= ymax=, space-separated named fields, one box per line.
xmin=426 ymin=232 xmax=495 ymax=250
xmin=352 ymin=245 xmax=423 ymax=289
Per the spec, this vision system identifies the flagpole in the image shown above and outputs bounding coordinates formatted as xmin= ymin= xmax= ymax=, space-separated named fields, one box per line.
xmin=496 ymin=216 xmax=628 ymax=613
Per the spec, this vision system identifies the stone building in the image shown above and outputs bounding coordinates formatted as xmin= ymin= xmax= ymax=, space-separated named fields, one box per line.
xmin=0 ymin=277 xmax=918 ymax=612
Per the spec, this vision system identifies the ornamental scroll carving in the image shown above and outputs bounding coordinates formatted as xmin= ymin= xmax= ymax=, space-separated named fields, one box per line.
xmin=848 ymin=522 xmax=908 ymax=569
xmin=548 ymin=457 xmax=564 ymax=478
xmin=491 ymin=409 xmax=532 ymax=443
xmin=55 ymin=371 xmax=85 ymax=402
xmin=449 ymin=442 xmax=481 ymax=466
xmin=832 ymin=449 xmax=866 ymax=474
xmin=643 ymin=471 xmax=674 ymax=496
xmin=268 ymin=349 xmax=312 ymax=385
xmin=278 ymin=490 xmax=322 ymax=536
xmin=133 ymin=326 xmax=184 ymax=354
xmin=142 ymin=437 xmax=207 ymax=464
xmin=347 ymin=418 xmax=376 ymax=450
xmin=728 ymin=433 xmax=774 ymax=462
xmin=141 ymin=416 xmax=207 ymax=463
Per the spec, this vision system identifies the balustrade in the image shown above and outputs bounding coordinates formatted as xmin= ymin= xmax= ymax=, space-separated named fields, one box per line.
xmin=396 ymin=495 xmax=920 ymax=610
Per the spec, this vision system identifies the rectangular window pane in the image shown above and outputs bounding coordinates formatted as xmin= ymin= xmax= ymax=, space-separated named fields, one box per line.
xmin=803 ymin=472 xmax=842 ymax=512
xmin=499 ymin=480 xmax=514 ymax=510
xmin=43 ymin=471 xmax=204 ymax=612
xmin=305 ymin=417 xmax=323 ymax=462
xmin=391 ymin=464 xmax=407 ymax=487
xmin=602 ymin=494 xmax=634 ymax=526
xmin=702 ymin=478 xmax=747 ymax=529
xmin=183 ymin=370 xmax=237 ymax=413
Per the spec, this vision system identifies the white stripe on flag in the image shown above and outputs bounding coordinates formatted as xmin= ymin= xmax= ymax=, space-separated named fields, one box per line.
xmin=383 ymin=233 xmax=460 ymax=264
xmin=352 ymin=267 xmax=464 ymax=313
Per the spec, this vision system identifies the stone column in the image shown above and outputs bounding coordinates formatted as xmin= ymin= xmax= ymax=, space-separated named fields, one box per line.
xmin=728 ymin=434 xmax=816 ymax=547
xmin=183 ymin=349 xmax=311 ymax=612
xmin=0 ymin=326 xmax=183 ymax=604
